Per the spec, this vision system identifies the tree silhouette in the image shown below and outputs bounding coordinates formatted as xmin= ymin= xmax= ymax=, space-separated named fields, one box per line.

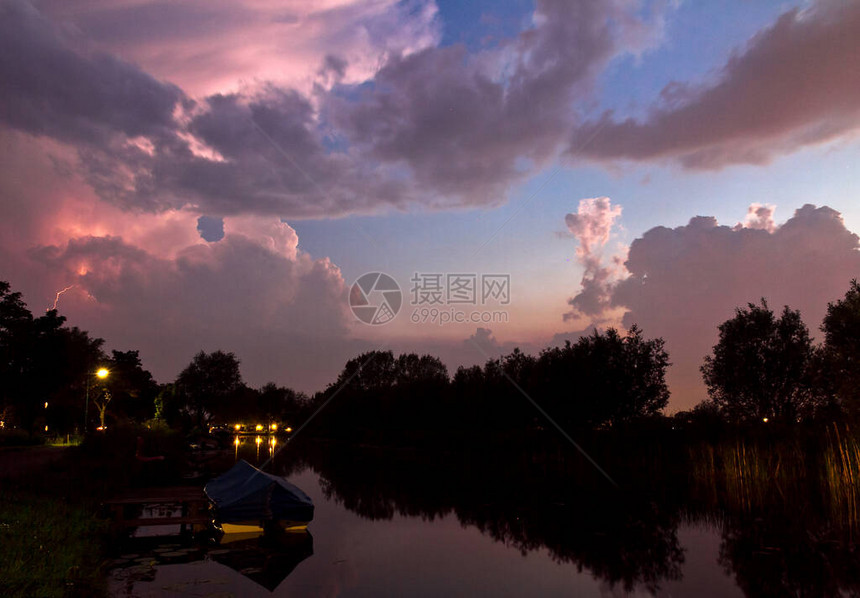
xmin=821 ymin=280 xmax=860 ymax=415
xmin=536 ymin=326 xmax=670 ymax=429
xmin=0 ymin=281 xmax=35 ymax=429
xmin=107 ymin=350 xmax=159 ymax=423
xmin=255 ymin=383 xmax=306 ymax=423
xmin=702 ymin=300 xmax=818 ymax=422
xmin=0 ymin=281 xmax=106 ymax=434
xmin=176 ymin=350 xmax=243 ymax=427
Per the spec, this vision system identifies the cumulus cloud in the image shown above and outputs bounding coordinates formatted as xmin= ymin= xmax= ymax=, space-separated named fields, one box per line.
xmin=327 ymin=0 xmax=666 ymax=209
xmin=1 ymin=0 xmax=671 ymax=220
xmin=602 ymin=204 xmax=860 ymax=408
xmin=569 ymin=0 xmax=860 ymax=168
xmin=565 ymin=197 xmax=623 ymax=257
xmin=736 ymin=203 xmax=777 ymax=233
xmin=563 ymin=197 xmax=627 ymax=321
xmin=27 ymin=221 xmax=354 ymax=392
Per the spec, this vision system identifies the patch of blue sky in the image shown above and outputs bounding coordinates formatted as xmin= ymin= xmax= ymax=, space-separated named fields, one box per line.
xmin=595 ymin=1 xmax=803 ymax=120
xmin=434 ymin=0 xmax=534 ymax=51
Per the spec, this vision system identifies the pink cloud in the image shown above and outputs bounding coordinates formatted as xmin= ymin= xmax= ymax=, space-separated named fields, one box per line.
xmin=564 ymin=197 xmax=623 ymax=257
xmin=35 ymin=0 xmax=442 ymax=98
xmin=581 ymin=204 xmax=860 ymax=410
xmin=563 ymin=197 xmax=627 ymax=321
xmin=24 ymin=218 xmax=353 ymax=392
xmin=1 ymin=0 xmax=670 ymax=219
xmin=736 ymin=203 xmax=777 ymax=233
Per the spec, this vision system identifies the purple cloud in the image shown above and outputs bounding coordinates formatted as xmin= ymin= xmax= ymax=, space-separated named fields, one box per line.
xmin=572 ymin=204 xmax=860 ymax=408
xmin=568 ymin=1 xmax=860 ymax=169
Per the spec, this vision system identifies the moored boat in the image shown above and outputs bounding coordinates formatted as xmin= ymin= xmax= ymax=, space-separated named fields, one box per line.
xmin=204 ymin=460 xmax=314 ymax=535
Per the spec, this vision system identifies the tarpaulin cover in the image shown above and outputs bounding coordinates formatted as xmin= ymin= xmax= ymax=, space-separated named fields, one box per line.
xmin=205 ymin=460 xmax=314 ymax=523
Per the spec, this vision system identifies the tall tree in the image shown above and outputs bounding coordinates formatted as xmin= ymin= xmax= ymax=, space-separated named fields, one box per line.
xmin=331 ymin=350 xmax=397 ymax=393
xmin=702 ymin=300 xmax=817 ymax=422
xmin=257 ymin=383 xmax=306 ymax=423
xmin=176 ymin=350 xmax=243 ymax=427
xmin=0 ymin=281 xmax=105 ymax=433
xmin=107 ymin=350 xmax=159 ymax=422
xmin=537 ymin=326 xmax=670 ymax=428
xmin=0 ymin=281 xmax=34 ymax=427
xmin=821 ymin=280 xmax=860 ymax=415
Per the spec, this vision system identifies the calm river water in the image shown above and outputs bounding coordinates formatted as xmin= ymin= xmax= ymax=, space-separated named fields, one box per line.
xmin=107 ymin=437 xmax=858 ymax=597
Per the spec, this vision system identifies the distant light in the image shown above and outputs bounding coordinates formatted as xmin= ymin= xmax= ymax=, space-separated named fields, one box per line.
xmin=44 ymin=402 xmax=48 ymax=409
xmin=255 ymin=424 xmax=263 ymax=432
xmin=255 ymin=436 xmax=262 ymax=445
xmin=234 ymin=424 xmax=241 ymax=431
xmin=96 ymin=368 xmax=109 ymax=379
xmin=270 ymin=423 xmax=277 ymax=431
xmin=762 ymin=417 xmax=769 ymax=423
xmin=285 ymin=427 xmax=292 ymax=433
xmin=0 ymin=421 xmax=4 ymax=428
xmin=234 ymin=436 xmax=240 ymax=446
xmin=44 ymin=425 xmax=49 ymax=432
xmin=96 ymin=426 xmax=106 ymax=431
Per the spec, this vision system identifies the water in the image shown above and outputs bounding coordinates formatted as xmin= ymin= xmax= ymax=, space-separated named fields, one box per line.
xmin=107 ymin=439 xmax=860 ymax=597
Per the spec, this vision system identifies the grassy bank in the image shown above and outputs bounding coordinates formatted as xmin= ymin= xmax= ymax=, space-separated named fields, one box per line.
xmin=0 ymin=490 xmax=108 ymax=597
xmin=0 ymin=425 xmax=187 ymax=597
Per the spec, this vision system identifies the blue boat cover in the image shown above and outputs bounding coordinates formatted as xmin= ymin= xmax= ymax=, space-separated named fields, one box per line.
xmin=205 ymin=460 xmax=314 ymax=524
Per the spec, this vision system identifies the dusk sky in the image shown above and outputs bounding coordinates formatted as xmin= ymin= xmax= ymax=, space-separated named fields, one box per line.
xmin=2 ymin=0 xmax=859 ymax=410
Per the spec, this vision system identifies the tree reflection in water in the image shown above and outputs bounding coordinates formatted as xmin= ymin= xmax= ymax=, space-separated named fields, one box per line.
xmin=273 ymin=440 xmax=860 ymax=596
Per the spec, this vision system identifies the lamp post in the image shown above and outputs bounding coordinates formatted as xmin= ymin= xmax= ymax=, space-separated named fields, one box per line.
xmin=84 ymin=368 xmax=109 ymax=433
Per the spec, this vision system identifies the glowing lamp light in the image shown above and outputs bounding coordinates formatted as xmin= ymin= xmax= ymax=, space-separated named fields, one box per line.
xmin=255 ymin=436 xmax=262 ymax=445
xmin=44 ymin=402 xmax=48 ymax=409
xmin=285 ymin=427 xmax=292 ymax=433
xmin=762 ymin=417 xmax=769 ymax=423
xmin=234 ymin=436 xmax=240 ymax=446
xmin=234 ymin=424 xmax=241 ymax=431
xmin=255 ymin=424 xmax=263 ymax=432
xmin=44 ymin=425 xmax=49 ymax=432
xmin=270 ymin=423 xmax=277 ymax=431
xmin=96 ymin=368 xmax=109 ymax=379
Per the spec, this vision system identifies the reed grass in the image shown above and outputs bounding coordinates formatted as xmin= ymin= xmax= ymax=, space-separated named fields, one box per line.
xmin=689 ymin=425 xmax=860 ymax=537
xmin=689 ymin=437 xmax=807 ymax=513
xmin=823 ymin=424 xmax=860 ymax=532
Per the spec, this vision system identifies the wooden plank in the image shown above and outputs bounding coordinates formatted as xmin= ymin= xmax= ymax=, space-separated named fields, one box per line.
xmin=104 ymin=487 xmax=206 ymax=505
xmin=118 ymin=516 xmax=211 ymax=528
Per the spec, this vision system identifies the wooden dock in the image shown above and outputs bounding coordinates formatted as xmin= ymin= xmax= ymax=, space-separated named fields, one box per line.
xmin=104 ymin=486 xmax=210 ymax=529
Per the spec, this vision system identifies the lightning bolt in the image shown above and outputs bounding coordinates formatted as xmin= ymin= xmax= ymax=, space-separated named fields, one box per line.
xmin=49 ymin=285 xmax=75 ymax=312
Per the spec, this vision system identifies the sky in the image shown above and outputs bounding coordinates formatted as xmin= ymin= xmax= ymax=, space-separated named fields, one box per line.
xmin=1 ymin=0 xmax=859 ymax=410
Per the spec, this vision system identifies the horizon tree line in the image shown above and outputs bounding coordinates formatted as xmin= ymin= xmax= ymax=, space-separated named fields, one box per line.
xmin=1 ymin=278 xmax=859 ymax=437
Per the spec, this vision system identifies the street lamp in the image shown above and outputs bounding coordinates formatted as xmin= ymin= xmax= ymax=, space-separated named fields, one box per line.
xmin=84 ymin=368 xmax=109 ymax=433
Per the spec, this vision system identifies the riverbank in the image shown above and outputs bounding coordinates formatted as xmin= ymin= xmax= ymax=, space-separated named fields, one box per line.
xmin=0 ymin=427 xmax=187 ymax=597
xmin=0 ymin=446 xmax=110 ymax=597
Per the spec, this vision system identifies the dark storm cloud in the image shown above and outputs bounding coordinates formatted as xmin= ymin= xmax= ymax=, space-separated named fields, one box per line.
xmin=0 ymin=0 xmax=666 ymax=218
xmin=28 ymin=229 xmax=353 ymax=391
xmin=0 ymin=0 xmax=183 ymax=145
xmin=327 ymin=0 xmax=647 ymax=208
